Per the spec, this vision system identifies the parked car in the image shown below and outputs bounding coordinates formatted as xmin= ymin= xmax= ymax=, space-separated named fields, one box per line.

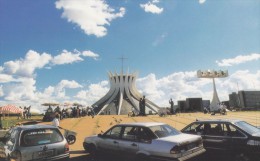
xmin=83 ymin=122 xmax=205 ymax=161
xmin=181 ymin=119 xmax=260 ymax=161
xmin=0 ymin=124 xmax=70 ymax=161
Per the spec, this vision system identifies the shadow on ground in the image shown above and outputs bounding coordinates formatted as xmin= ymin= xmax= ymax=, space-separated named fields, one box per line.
xmin=69 ymin=152 xmax=241 ymax=161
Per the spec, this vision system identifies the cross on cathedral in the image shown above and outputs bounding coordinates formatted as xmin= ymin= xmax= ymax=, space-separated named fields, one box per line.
xmin=118 ymin=55 xmax=128 ymax=73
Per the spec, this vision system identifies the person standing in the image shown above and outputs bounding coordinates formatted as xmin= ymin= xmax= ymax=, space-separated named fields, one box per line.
xmin=141 ymin=95 xmax=146 ymax=116
xmin=139 ymin=98 xmax=143 ymax=116
xmin=52 ymin=114 xmax=60 ymax=127
xmin=27 ymin=106 xmax=31 ymax=119
xmin=169 ymin=98 xmax=174 ymax=114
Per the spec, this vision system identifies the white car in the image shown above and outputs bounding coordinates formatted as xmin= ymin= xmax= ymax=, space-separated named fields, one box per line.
xmin=83 ymin=122 xmax=205 ymax=161
xmin=0 ymin=124 xmax=70 ymax=161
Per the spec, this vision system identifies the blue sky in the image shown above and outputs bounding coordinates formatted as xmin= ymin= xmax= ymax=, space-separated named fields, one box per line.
xmin=0 ymin=0 xmax=259 ymax=113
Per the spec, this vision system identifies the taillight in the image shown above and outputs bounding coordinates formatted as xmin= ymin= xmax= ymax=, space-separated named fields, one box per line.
xmin=10 ymin=150 xmax=22 ymax=161
xmin=65 ymin=143 xmax=69 ymax=153
xmin=170 ymin=146 xmax=180 ymax=154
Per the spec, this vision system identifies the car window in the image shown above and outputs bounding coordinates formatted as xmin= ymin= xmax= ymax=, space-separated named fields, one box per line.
xmin=204 ymin=123 xmax=223 ymax=136
xmin=234 ymin=121 xmax=260 ymax=135
xmin=104 ymin=126 xmax=122 ymax=139
xmin=227 ymin=124 xmax=245 ymax=137
xmin=149 ymin=124 xmax=180 ymax=138
xmin=20 ymin=128 xmax=63 ymax=147
xmin=122 ymin=126 xmax=138 ymax=141
xmin=138 ymin=127 xmax=156 ymax=143
xmin=183 ymin=123 xmax=203 ymax=134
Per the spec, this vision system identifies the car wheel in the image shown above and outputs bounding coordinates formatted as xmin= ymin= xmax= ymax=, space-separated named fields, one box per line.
xmin=235 ymin=153 xmax=250 ymax=161
xmin=88 ymin=144 xmax=99 ymax=160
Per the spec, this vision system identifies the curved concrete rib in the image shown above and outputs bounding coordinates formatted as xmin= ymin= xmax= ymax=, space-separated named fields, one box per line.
xmin=124 ymin=74 xmax=139 ymax=111
xmin=97 ymin=73 xmax=120 ymax=115
xmin=118 ymin=74 xmax=124 ymax=115
xmin=92 ymin=72 xmax=115 ymax=107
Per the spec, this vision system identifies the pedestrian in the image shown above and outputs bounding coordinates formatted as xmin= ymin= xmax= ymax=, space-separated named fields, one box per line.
xmin=76 ymin=106 xmax=80 ymax=118
xmin=169 ymin=98 xmax=174 ymax=114
xmin=52 ymin=114 xmax=60 ymax=127
xmin=27 ymin=106 xmax=31 ymax=119
xmin=141 ymin=95 xmax=146 ymax=116
xmin=139 ymin=98 xmax=143 ymax=116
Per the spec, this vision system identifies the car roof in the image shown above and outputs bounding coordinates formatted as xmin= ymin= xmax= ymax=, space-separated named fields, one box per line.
xmin=118 ymin=122 xmax=165 ymax=127
xmin=194 ymin=119 xmax=242 ymax=124
xmin=14 ymin=124 xmax=57 ymax=131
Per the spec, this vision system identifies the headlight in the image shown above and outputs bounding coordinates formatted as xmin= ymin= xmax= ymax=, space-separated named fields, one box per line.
xmin=247 ymin=140 xmax=260 ymax=146
xmin=170 ymin=145 xmax=181 ymax=154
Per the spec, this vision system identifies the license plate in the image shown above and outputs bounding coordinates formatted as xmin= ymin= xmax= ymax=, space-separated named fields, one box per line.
xmin=38 ymin=150 xmax=53 ymax=157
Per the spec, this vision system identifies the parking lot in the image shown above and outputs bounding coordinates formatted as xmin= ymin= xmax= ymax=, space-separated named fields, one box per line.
xmin=60 ymin=111 xmax=260 ymax=161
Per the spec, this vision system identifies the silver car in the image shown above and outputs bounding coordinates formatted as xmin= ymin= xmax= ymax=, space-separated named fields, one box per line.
xmin=83 ymin=122 xmax=205 ymax=161
xmin=0 ymin=124 xmax=70 ymax=161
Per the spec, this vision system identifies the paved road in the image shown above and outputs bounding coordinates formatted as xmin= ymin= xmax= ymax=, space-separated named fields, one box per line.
xmin=69 ymin=151 xmax=238 ymax=161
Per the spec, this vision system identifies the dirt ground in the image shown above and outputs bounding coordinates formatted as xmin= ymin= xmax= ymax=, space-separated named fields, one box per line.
xmin=44 ymin=111 xmax=260 ymax=160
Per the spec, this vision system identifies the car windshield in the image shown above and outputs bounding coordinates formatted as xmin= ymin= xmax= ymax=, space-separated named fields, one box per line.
xmin=21 ymin=128 xmax=63 ymax=146
xmin=234 ymin=121 xmax=260 ymax=135
xmin=149 ymin=124 xmax=181 ymax=138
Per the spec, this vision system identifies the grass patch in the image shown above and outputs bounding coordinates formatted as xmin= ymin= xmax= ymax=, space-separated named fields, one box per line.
xmin=0 ymin=115 xmax=42 ymax=129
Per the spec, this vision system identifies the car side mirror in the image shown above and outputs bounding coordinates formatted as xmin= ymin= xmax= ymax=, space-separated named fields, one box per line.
xmin=98 ymin=134 xmax=103 ymax=138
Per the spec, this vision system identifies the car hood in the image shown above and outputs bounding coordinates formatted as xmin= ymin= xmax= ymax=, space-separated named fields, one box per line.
xmin=157 ymin=134 xmax=201 ymax=145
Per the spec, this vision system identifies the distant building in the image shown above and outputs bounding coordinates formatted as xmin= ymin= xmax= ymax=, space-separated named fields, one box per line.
xmin=229 ymin=90 xmax=260 ymax=109
xmin=229 ymin=92 xmax=240 ymax=108
xmin=177 ymin=98 xmax=210 ymax=112
xmin=186 ymin=98 xmax=203 ymax=111
xmin=178 ymin=100 xmax=186 ymax=112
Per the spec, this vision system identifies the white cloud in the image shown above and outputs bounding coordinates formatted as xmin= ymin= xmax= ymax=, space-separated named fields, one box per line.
xmin=75 ymin=80 xmax=109 ymax=105
xmin=2 ymin=50 xmax=52 ymax=78
xmin=136 ymin=70 xmax=260 ymax=107
xmin=199 ymin=0 xmax=206 ymax=4
xmin=55 ymin=0 xmax=125 ymax=37
xmin=0 ymin=74 xmax=13 ymax=83
xmin=3 ymin=78 xmax=37 ymax=101
xmin=57 ymin=80 xmax=83 ymax=89
xmin=0 ymin=85 xmax=3 ymax=97
xmin=216 ymin=53 xmax=260 ymax=67
xmin=140 ymin=1 xmax=163 ymax=14
xmin=0 ymin=69 xmax=259 ymax=111
xmin=82 ymin=50 xmax=99 ymax=60
xmin=52 ymin=50 xmax=83 ymax=65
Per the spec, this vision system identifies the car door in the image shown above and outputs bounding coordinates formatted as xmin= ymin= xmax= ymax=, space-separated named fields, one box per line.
xmin=117 ymin=126 xmax=139 ymax=158
xmin=98 ymin=126 xmax=122 ymax=155
xmin=202 ymin=123 xmax=230 ymax=151
xmin=227 ymin=124 xmax=248 ymax=152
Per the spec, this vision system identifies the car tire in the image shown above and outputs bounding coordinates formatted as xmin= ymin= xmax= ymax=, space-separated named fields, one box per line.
xmin=235 ymin=153 xmax=250 ymax=161
xmin=66 ymin=135 xmax=76 ymax=145
xmin=88 ymin=144 xmax=100 ymax=160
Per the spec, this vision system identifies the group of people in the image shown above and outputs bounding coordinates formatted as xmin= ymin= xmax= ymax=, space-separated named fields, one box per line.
xmin=17 ymin=106 xmax=31 ymax=119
